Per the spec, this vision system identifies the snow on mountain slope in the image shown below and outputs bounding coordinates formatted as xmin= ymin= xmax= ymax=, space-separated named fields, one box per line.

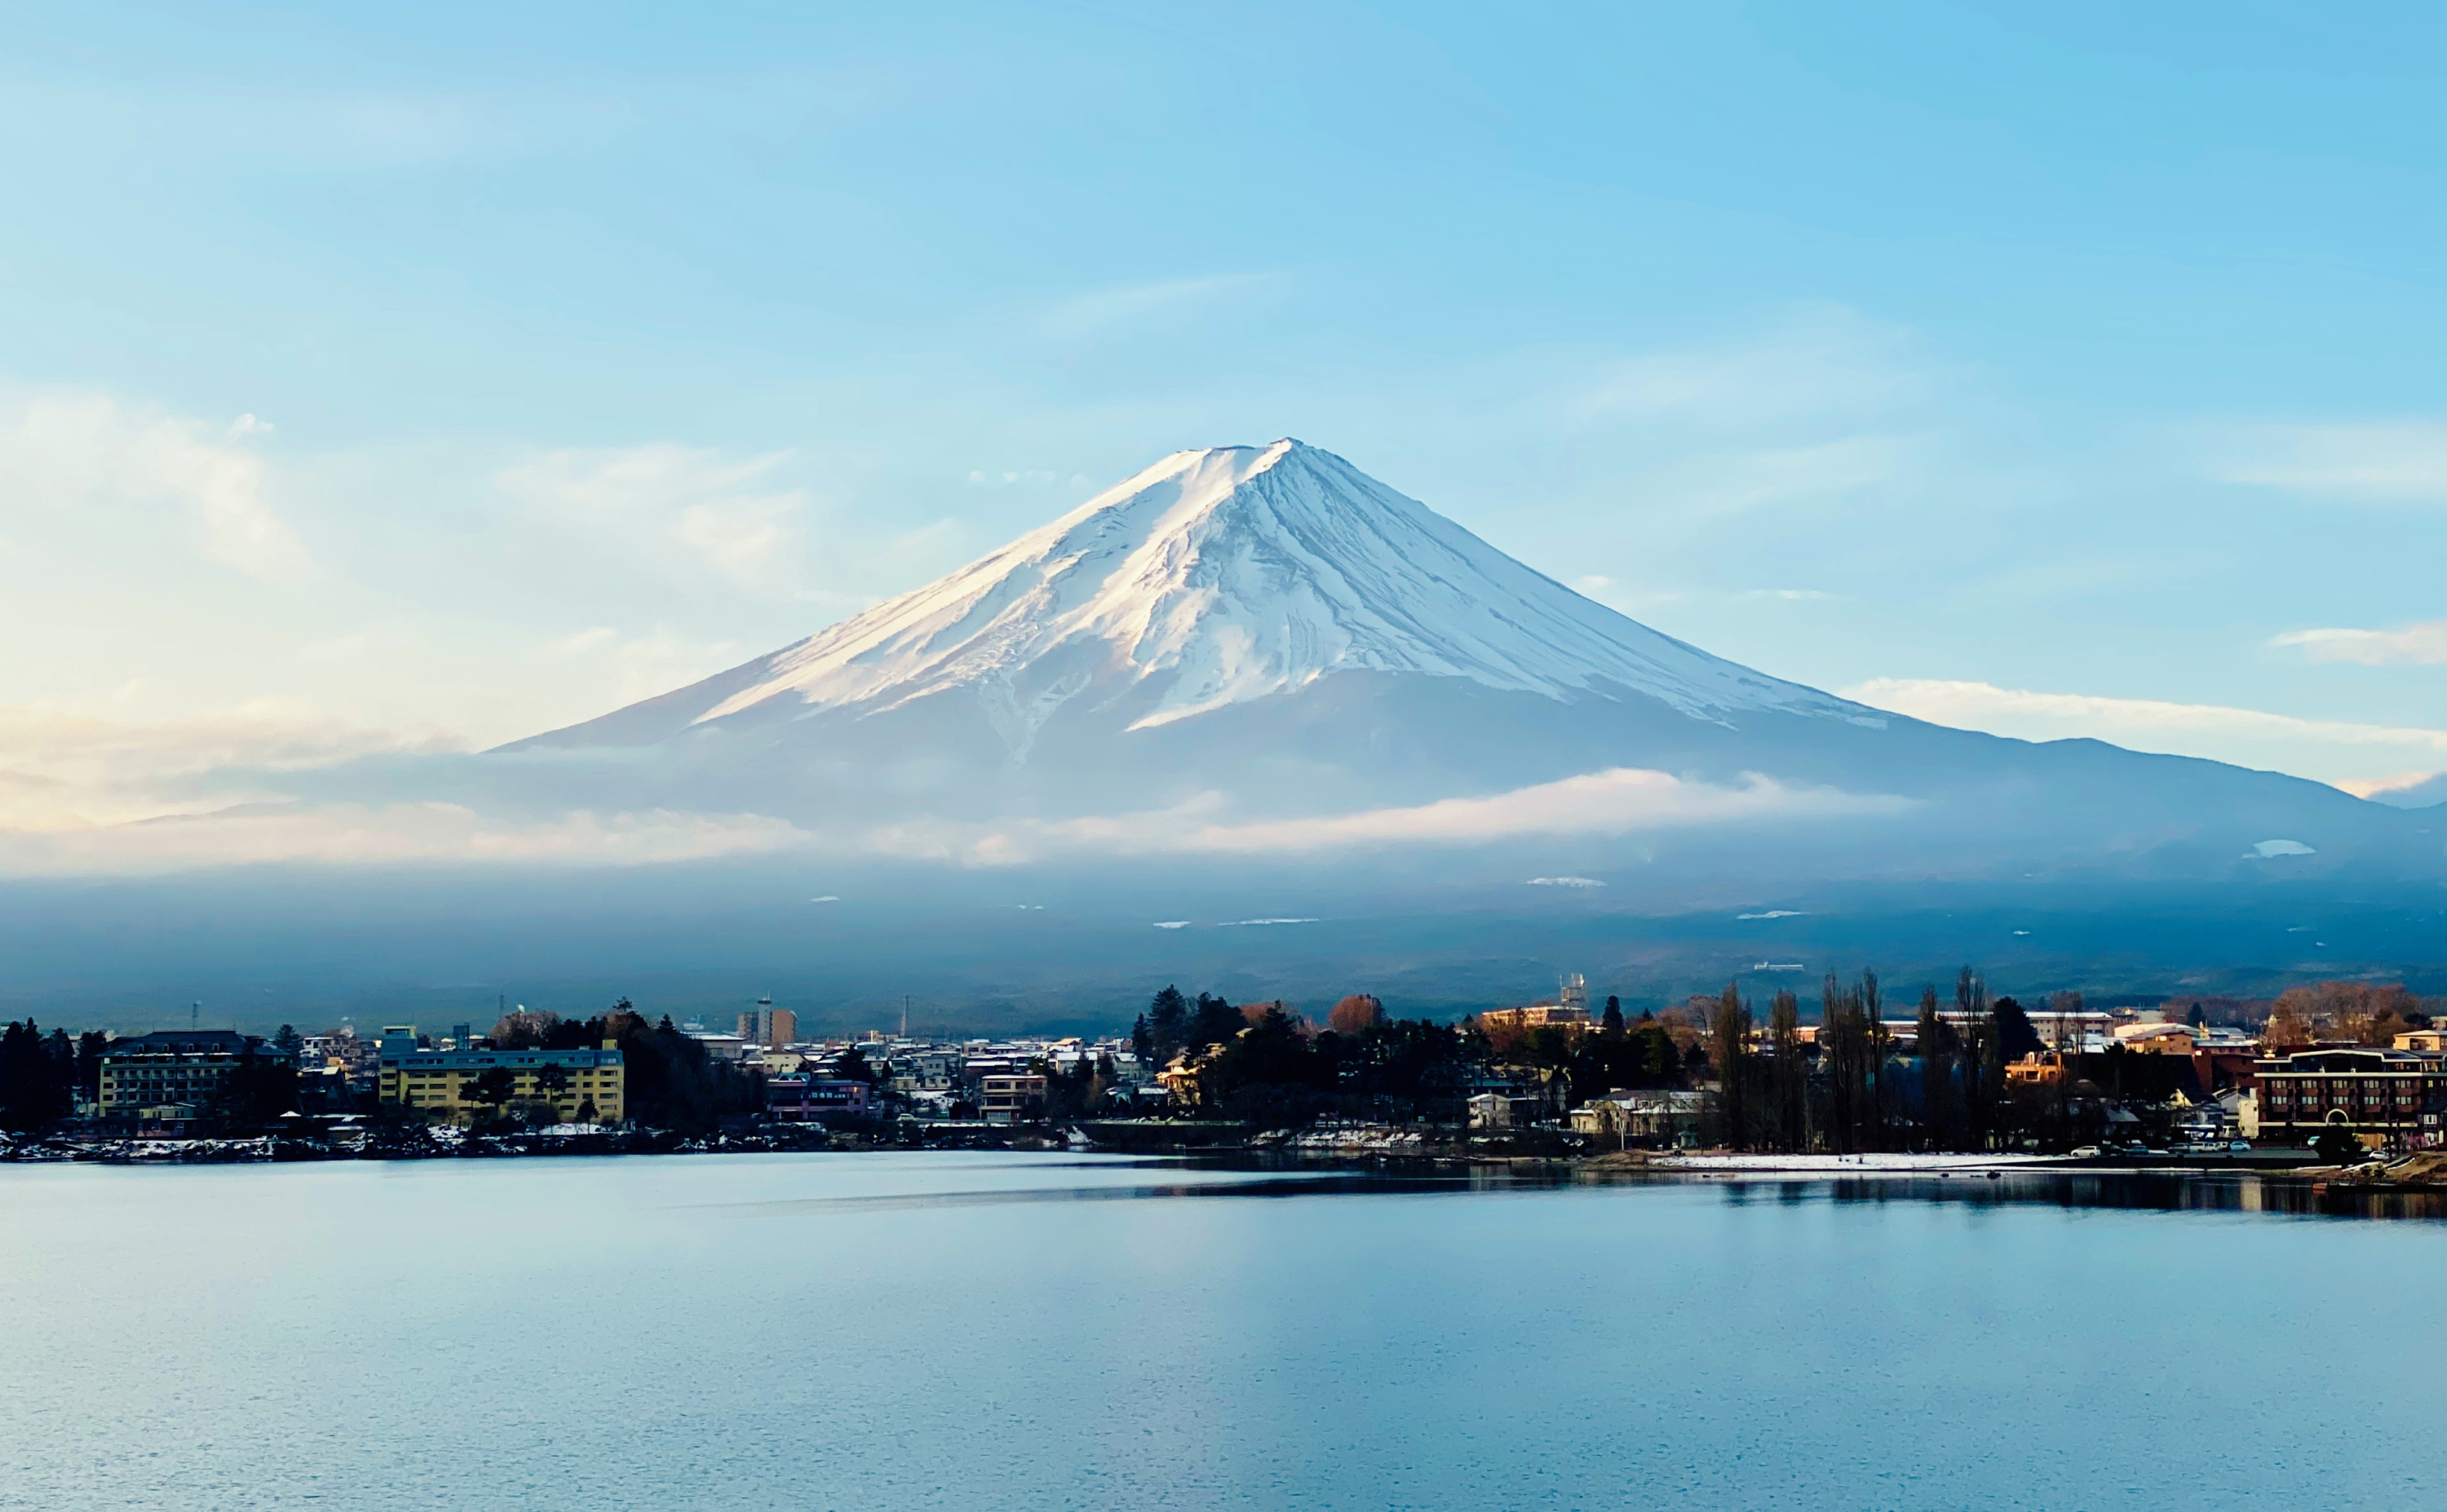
xmin=640 ymin=440 xmax=1877 ymax=752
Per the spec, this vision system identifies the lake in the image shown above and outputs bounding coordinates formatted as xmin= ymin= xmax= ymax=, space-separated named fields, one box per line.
xmin=3 ymin=1152 xmax=2440 ymax=1510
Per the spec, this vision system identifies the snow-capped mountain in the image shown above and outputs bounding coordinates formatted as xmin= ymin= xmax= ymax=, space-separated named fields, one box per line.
xmin=523 ymin=440 xmax=1872 ymax=757
xmin=498 ymin=440 xmax=2423 ymax=882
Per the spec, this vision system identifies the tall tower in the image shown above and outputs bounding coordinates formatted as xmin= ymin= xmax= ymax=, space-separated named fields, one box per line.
xmin=737 ymin=996 xmax=791 ymax=1049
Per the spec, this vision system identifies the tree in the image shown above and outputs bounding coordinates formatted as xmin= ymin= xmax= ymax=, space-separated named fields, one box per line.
xmin=218 ymin=1041 xmax=299 ymax=1127
xmin=1146 ymin=986 xmax=1189 ymax=1066
xmin=1206 ymin=1006 xmax=1334 ymax=1123
xmin=1918 ymin=986 xmax=1954 ymax=1148
xmin=1601 ymin=995 xmax=1626 ymax=1036
xmin=1768 ymin=988 xmax=1806 ymax=1152
xmin=1861 ymin=968 xmax=1891 ymax=1143
xmin=601 ymin=1004 xmax=763 ymax=1133
xmin=462 ymin=1066 xmax=519 ymax=1120
xmin=2312 ymin=1126 xmax=2364 ymax=1165
xmin=1994 ymin=997 xmax=2043 ymax=1063
xmin=1955 ymin=966 xmax=1997 ymax=1149
xmin=2271 ymin=981 xmax=2427 ymax=1047
xmin=75 ymin=1031 xmax=108 ymax=1104
xmin=1188 ymin=993 xmax=1244 ymax=1050
xmin=0 ymin=1020 xmax=66 ymax=1131
xmin=1709 ymin=981 xmax=1751 ymax=1150
xmin=528 ymin=1063 xmax=573 ymax=1122
xmin=2263 ymin=999 xmax=2316 ymax=1051
xmin=1329 ymin=994 xmax=1386 ymax=1035
xmin=43 ymin=1028 xmax=77 ymax=1112
xmin=273 ymin=1023 xmax=303 ymax=1059
xmin=489 ymin=1010 xmax=563 ymax=1051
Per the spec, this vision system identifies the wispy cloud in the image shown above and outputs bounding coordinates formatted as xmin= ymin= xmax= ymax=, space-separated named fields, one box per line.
xmin=2215 ymin=418 xmax=2447 ymax=506
xmin=2272 ymin=619 xmax=2447 ymax=666
xmin=0 ymin=389 xmax=313 ymax=582
xmin=501 ymin=444 xmax=810 ymax=593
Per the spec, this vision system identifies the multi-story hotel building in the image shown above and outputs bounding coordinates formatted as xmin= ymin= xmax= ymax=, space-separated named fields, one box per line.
xmin=2252 ymin=1046 xmax=2447 ymax=1147
xmin=375 ymin=1027 xmax=625 ymax=1125
xmin=99 ymin=1030 xmax=292 ymax=1125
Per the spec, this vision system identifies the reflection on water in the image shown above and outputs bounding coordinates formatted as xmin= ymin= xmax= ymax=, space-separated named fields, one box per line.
xmin=698 ymin=1158 xmax=2447 ymax=1223
xmin=1807 ymin=1169 xmax=2447 ymax=1222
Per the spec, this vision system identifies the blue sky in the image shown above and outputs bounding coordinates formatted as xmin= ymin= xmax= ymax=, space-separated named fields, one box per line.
xmin=2 ymin=1 xmax=2443 ymax=842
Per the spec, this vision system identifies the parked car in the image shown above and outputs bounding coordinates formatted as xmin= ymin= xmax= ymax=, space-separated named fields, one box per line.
xmin=2229 ymin=1139 xmax=2253 ymax=1154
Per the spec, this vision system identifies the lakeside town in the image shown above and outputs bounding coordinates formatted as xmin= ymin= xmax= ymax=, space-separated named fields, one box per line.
xmin=7 ymin=970 xmax=2445 ymax=1183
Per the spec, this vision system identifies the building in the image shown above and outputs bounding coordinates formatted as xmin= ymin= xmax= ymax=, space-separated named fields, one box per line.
xmin=1570 ymin=1090 xmax=1707 ymax=1144
xmin=2394 ymin=1028 xmax=2447 ymax=1053
xmin=737 ymin=998 xmax=797 ymax=1050
xmin=767 ymin=1074 xmax=871 ymax=1124
xmin=375 ymin=1026 xmax=625 ymax=1125
xmin=2005 ymin=1053 xmax=2064 ymax=1087
xmin=2113 ymin=1022 xmax=2197 ymax=1054
xmin=99 ymin=1031 xmax=291 ymax=1125
xmin=1477 ymin=1005 xmax=1591 ymax=1032
xmin=682 ymin=1028 xmax=754 ymax=1062
xmin=2251 ymin=1046 xmax=2447 ymax=1148
xmin=980 ymin=1072 xmax=1048 ymax=1124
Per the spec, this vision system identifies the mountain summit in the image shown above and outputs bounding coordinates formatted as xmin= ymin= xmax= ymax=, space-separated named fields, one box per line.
xmin=524 ymin=440 xmax=1870 ymax=758
xmin=502 ymin=440 xmax=2410 ymax=882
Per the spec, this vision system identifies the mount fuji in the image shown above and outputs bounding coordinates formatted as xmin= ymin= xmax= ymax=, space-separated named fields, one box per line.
xmin=13 ymin=439 xmax=2440 ymax=1029
xmin=494 ymin=440 xmax=2419 ymax=885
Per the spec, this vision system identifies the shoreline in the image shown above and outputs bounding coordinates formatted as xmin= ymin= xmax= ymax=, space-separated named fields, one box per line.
xmin=8 ymin=1130 xmax=2440 ymax=1193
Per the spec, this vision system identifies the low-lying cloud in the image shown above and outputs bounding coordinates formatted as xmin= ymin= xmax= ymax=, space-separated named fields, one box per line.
xmin=0 ymin=800 xmax=809 ymax=877
xmin=868 ymin=768 xmax=1914 ymax=867
xmin=0 ymin=703 xmax=465 ymax=831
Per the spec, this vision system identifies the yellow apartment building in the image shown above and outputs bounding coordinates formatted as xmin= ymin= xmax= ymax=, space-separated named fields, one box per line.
xmin=375 ymin=1026 xmax=626 ymax=1125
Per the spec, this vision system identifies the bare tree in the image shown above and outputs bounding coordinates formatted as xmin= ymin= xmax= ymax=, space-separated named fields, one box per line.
xmin=1328 ymin=994 xmax=1386 ymax=1035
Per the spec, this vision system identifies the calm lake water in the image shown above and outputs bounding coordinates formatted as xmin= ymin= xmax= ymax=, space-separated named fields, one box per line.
xmin=4 ymin=1153 xmax=2441 ymax=1510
